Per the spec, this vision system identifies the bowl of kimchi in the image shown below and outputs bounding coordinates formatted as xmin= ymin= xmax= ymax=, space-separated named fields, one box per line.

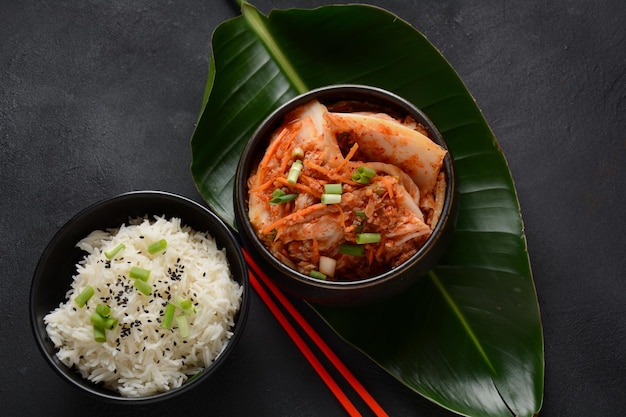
xmin=235 ymin=85 xmax=458 ymax=305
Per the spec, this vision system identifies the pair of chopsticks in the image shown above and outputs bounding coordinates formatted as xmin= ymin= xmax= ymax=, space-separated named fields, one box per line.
xmin=243 ymin=249 xmax=388 ymax=417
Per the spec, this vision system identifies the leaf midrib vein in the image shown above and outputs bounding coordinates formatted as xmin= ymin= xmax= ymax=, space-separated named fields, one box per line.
xmin=242 ymin=3 xmax=308 ymax=94
xmin=429 ymin=270 xmax=497 ymax=374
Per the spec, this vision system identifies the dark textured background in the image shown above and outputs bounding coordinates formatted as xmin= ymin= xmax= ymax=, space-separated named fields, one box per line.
xmin=2 ymin=1 xmax=625 ymax=416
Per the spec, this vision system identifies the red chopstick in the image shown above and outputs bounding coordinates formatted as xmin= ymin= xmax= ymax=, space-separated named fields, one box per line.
xmin=244 ymin=249 xmax=389 ymax=417
xmin=248 ymin=270 xmax=362 ymax=416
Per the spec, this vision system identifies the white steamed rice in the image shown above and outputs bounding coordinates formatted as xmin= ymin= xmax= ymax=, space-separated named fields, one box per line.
xmin=44 ymin=216 xmax=243 ymax=397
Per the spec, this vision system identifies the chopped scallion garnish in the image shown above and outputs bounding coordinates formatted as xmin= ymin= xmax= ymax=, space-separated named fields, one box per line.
xmin=354 ymin=210 xmax=367 ymax=218
xmin=90 ymin=312 xmax=107 ymax=328
xmin=104 ymin=243 xmax=126 ymax=259
xmin=148 ymin=239 xmax=167 ymax=254
xmin=161 ymin=303 xmax=176 ymax=329
xmin=129 ymin=266 xmax=151 ymax=281
xmin=323 ymin=183 xmax=343 ymax=194
xmin=104 ymin=317 xmax=118 ymax=330
xmin=93 ymin=325 xmax=106 ymax=343
xmin=74 ymin=286 xmax=94 ymax=307
xmin=321 ymin=193 xmax=341 ymax=204
xmin=179 ymin=298 xmax=193 ymax=310
xmin=133 ymin=278 xmax=152 ymax=295
xmin=175 ymin=314 xmax=190 ymax=339
xmin=287 ymin=159 xmax=303 ymax=184
xmin=269 ymin=189 xmax=297 ymax=205
xmin=351 ymin=166 xmax=376 ymax=185
xmin=185 ymin=371 xmax=203 ymax=384
xmin=90 ymin=312 xmax=116 ymax=329
xmin=339 ymin=243 xmax=365 ymax=256
xmin=309 ymin=270 xmax=327 ymax=280
xmin=292 ymin=147 xmax=304 ymax=158
xmin=90 ymin=305 xmax=117 ymax=342
xmin=96 ymin=304 xmax=111 ymax=318
xmin=356 ymin=233 xmax=382 ymax=244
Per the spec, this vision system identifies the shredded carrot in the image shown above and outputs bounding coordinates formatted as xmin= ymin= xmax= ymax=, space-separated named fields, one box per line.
xmin=256 ymin=122 xmax=301 ymax=183
xmin=377 ymin=176 xmax=395 ymax=199
xmin=336 ymin=142 xmax=359 ymax=170
xmin=304 ymin=159 xmax=331 ymax=176
xmin=336 ymin=204 xmax=346 ymax=229
xmin=278 ymin=145 xmax=294 ymax=174
xmin=312 ymin=239 xmax=320 ymax=265
xmin=275 ymin=177 xmax=319 ymax=197
xmin=249 ymin=178 xmax=278 ymax=193
xmin=299 ymin=174 xmax=325 ymax=193
xmin=305 ymin=160 xmax=359 ymax=186
xmin=262 ymin=203 xmax=327 ymax=235
xmin=257 ymin=128 xmax=289 ymax=183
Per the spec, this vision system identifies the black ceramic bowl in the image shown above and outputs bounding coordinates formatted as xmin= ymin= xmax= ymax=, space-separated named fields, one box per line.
xmin=30 ymin=191 xmax=250 ymax=403
xmin=235 ymin=85 xmax=458 ymax=306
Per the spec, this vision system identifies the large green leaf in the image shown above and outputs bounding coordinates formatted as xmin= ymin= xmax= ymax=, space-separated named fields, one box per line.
xmin=191 ymin=3 xmax=544 ymax=416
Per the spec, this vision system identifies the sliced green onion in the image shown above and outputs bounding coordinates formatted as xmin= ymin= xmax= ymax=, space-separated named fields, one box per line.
xmin=178 ymin=298 xmax=193 ymax=310
xmin=324 ymin=183 xmax=343 ymax=194
xmin=354 ymin=210 xmax=367 ymax=218
xmin=321 ymin=193 xmax=342 ymax=204
xmin=185 ymin=371 xmax=203 ymax=384
xmin=175 ymin=314 xmax=190 ymax=339
xmin=104 ymin=243 xmax=126 ymax=259
xmin=148 ymin=239 xmax=167 ymax=254
xmin=90 ymin=312 xmax=108 ymax=328
xmin=180 ymin=299 xmax=197 ymax=315
xmin=129 ymin=266 xmax=151 ymax=281
xmin=356 ymin=233 xmax=382 ymax=244
xmin=309 ymin=270 xmax=327 ymax=280
xmin=358 ymin=166 xmax=376 ymax=178
xmin=74 ymin=286 xmax=94 ymax=307
xmin=161 ymin=303 xmax=176 ymax=329
xmin=96 ymin=304 xmax=111 ymax=318
xmin=339 ymin=243 xmax=365 ymax=256
xmin=287 ymin=159 xmax=303 ymax=184
xmin=133 ymin=278 xmax=153 ymax=296
xmin=269 ymin=189 xmax=297 ymax=205
xmin=292 ymin=147 xmax=304 ymax=158
xmin=93 ymin=325 xmax=106 ymax=343
xmin=351 ymin=166 xmax=376 ymax=185
xmin=352 ymin=176 xmax=371 ymax=185
xmin=104 ymin=317 xmax=118 ymax=330
xmin=90 ymin=312 xmax=105 ymax=327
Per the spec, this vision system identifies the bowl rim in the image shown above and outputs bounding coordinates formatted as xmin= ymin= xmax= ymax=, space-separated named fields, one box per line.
xmin=235 ymin=84 xmax=456 ymax=292
xmin=30 ymin=190 xmax=250 ymax=403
